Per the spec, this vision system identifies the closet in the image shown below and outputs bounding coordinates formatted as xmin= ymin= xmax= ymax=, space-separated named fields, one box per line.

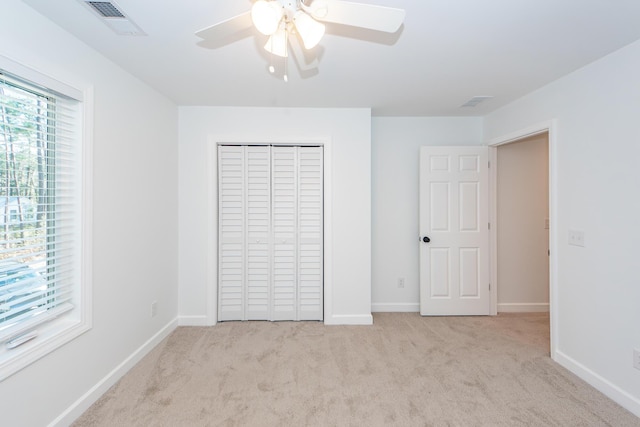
xmin=217 ymin=145 xmax=323 ymax=321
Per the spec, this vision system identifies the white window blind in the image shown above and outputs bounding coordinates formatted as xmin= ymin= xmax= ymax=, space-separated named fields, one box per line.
xmin=0 ymin=70 xmax=81 ymax=343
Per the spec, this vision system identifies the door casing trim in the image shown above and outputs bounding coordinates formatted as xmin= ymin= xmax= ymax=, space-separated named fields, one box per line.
xmin=206 ymin=137 xmax=333 ymax=325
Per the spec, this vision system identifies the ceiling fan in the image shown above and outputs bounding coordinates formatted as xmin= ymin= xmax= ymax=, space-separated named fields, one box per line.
xmin=195 ymin=0 xmax=405 ymax=81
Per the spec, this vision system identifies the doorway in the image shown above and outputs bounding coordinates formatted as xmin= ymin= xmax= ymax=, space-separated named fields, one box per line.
xmin=489 ymin=123 xmax=556 ymax=357
xmin=496 ymin=133 xmax=549 ymax=313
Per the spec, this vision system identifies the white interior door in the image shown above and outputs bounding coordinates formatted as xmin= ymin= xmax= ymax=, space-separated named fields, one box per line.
xmin=419 ymin=146 xmax=490 ymax=315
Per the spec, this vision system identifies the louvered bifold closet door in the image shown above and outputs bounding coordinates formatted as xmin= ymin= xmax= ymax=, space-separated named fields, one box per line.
xmin=271 ymin=147 xmax=297 ymax=320
xmin=297 ymin=147 xmax=323 ymax=320
xmin=245 ymin=147 xmax=271 ymax=319
xmin=218 ymin=146 xmax=245 ymax=320
xmin=271 ymin=146 xmax=323 ymax=321
xmin=219 ymin=145 xmax=322 ymax=322
xmin=218 ymin=146 xmax=271 ymax=321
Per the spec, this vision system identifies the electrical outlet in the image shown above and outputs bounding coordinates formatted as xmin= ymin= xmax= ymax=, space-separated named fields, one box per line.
xmin=398 ymin=278 xmax=405 ymax=288
xmin=151 ymin=301 xmax=157 ymax=318
xmin=568 ymin=230 xmax=585 ymax=247
xmin=634 ymin=348 xmax=640 ymax=370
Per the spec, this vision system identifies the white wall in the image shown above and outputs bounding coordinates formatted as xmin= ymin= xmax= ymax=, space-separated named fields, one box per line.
xmin=496 ymin=133 xmax=549 ymax=312
xmin=371 ymin=117 xmax=483 ymax=311
xmin=4 ymin=0 xmax=639 ymax=421
xmin=485 ymin=40 xmax=640 ymax=416
xmin=178 ymin=107 xmax=372 ymax=325
xmin=0 ymin=2 xmax=179 ymax=426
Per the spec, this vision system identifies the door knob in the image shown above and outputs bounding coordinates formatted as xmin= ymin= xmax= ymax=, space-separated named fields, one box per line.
xmin=422 ymin=236 xmax=431 ymax=243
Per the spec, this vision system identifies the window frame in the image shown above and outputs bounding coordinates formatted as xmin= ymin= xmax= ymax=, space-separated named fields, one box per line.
xmin=0 ymin=55 xmax=92 ymax=381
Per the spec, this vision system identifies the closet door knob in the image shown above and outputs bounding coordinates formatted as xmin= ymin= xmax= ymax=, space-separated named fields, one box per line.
xmin=422 ymin=236 xmax=431 ymax=243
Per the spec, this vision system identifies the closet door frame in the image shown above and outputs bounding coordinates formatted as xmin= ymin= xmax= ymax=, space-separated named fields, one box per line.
xmin=207 ymin=139 xmax=331 ymax=325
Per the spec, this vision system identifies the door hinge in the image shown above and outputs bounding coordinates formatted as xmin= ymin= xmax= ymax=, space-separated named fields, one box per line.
xmin=489 ymin=283 xmax=491 ymax=291
xmin=488 ymin=161 xmax=491 ymax=168
xmin=488 ymin=222 xmax=491 ymax=230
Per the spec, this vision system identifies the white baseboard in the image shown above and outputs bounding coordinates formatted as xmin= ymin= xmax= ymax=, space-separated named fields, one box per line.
xmin=49 ymin=318 xmax=179 ymax=427
xmin=325 ymin=314 xmax=373 ymax=325
xmin=371 ymin=303 xmax=420 ymax=313
xmin=498 ymin=303 xmax=549 ymax=313
xmin=554 ymin=350 xmax=640 ymax=418
xmin=181 ymin=314 xmax=375 ymax=326
xmin=178 ymin=315 xmax=211 ymax=326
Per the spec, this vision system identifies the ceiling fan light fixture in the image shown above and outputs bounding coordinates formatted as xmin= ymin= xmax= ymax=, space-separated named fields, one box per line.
xmin=196 ymin=0 xmax=406 ymax=79
xmin=251 ymin=0 xmax=283 ymax=35
xmin=264 ymin=27 xmax=289 ymax=57
xmin=293 ymin=11 xmax=325 ymax=49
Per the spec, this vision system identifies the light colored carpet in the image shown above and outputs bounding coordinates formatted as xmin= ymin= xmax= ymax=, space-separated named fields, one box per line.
xmin=73 ymin=313 xmax=640 ymax=426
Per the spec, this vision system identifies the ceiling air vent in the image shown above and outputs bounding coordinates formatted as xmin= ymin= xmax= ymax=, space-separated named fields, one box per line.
xmin=87 ymin=1 xmax=125 ymax=18
xmin=80 ymin=0 xmax=146 ymax=36
xmin=461 ymin=96 xmax=493 ymax=108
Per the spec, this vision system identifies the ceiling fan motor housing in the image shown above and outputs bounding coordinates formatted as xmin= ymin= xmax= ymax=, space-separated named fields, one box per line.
xmin=278 ymin=0 xmax=299 ymax=21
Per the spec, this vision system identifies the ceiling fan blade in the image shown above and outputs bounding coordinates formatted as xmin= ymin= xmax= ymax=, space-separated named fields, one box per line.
xmin=311 ymin=1 xmax=405 ymax=33
xmin=195 ymin=11 xmax=253 ymax=40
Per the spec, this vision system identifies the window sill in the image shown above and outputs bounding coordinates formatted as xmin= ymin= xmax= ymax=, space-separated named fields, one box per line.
xmin=0 ymin=315 xmax=91 ymax=381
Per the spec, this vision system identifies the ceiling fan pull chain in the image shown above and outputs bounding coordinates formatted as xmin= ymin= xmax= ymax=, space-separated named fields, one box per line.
xmin=283 ymin=29 xmax=289 ymax=82
xmin=269 ymin=37 xmax=275 ymax=74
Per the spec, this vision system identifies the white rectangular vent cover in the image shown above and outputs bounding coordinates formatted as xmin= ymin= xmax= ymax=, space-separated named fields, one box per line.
xmin=81 ymin=0 xmax=146 ymax=36
xmin=461 ymin=96 xmax=493 ymax=108
xmin=87 ymin=1 xmax=124 ymax=18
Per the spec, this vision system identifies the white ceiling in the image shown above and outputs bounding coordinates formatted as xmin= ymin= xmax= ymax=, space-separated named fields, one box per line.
xmin=23 ymin=0 xmax=640 ymax=116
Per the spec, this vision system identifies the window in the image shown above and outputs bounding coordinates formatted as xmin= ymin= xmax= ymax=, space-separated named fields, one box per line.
xmin=0 ymin=58 xmax=91 ymax=379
